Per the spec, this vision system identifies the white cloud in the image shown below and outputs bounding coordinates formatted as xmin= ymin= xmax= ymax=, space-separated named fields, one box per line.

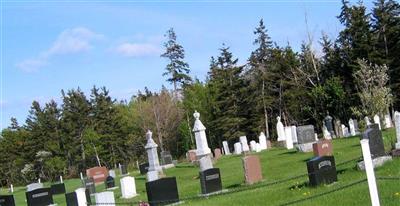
xmin=16 ymin=27 xmax=103 ymax=72
xmin=114 ymin=42 xmax=161 ymax=57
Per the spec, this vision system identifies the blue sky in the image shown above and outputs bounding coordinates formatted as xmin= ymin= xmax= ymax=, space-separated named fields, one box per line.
xmin=1 ymin=0 xmax=374 ymax=129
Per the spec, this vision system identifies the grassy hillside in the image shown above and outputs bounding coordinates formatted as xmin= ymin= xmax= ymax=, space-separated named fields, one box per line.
xmin=1 ymin=128 xmax=399 ymax=206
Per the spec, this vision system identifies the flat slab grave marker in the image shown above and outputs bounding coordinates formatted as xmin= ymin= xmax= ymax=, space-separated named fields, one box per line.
xmin=313 ymin=139 xmax=333 ymax=157
xmin=306 ymin=156 xmax=337 ymax=186
xmin=50 ymin=183 xmax=66 ymax=195
xmin=26 ymin=188 xmax=53 ymax=206
xmin=199 ymin=168 xmax=222 ymax=195
xmin=242 ymin=155 xmax=263 ymax=184
xmin=120 ymin=176 xmax=137 ymax=199
xmin=0 ymin=195 xmax=15 ymax=206
xmin=145 ymin=177 xmax=180 ymax=206
xmin=86 ymin=166 xmax=108 ymax=184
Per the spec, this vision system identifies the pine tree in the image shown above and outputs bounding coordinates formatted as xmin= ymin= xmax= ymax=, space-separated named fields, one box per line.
xmin=161 ymin=28 xmax=192 ymax=91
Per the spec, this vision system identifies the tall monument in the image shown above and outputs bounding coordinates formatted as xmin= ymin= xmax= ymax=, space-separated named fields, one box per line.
xmin=192 ymin=111 xmax=211 ymax=158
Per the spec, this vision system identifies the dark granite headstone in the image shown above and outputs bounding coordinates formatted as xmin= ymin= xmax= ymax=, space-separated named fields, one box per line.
xmin=363 ymin=124 xmax=386 ymax=158
xmin=26 ymin=188 xmax=53 ymax=206
xmin=296 ymin=125 xmax=315 ymax=144
xmin=65 ymin=192 xmax=78 ymax=206
xmin=199 ymin=168 xmax=222 ymax=194
xmin=83 ymin=178 xmax=96 ymax=195
xmin=324 ymin=114 xmax=334 ymax=134
xmin=307 ymin=156 xmax=337 ymax=186
xmin=160 ymin=151 xmax=173 ymax=165
xmin=50 ymin=183 xmax=66 ymax=195
xmin=145 ymin=177 xmax=179 ymax=206
xmin=85 ymin=189 xmax=91 ymax=204
xmin=0 ymin=195 xmax=15 ymax=206
xmin=120 ymin=164 xmax=128 ymax=175
xmin=139 ymin=163 xmax=149 ymax=175
xmin=105 ymin=176 xmax=115 ymax=189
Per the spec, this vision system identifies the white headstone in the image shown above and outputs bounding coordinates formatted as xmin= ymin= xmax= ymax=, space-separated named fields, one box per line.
xmin=222 ymin=141 xmax=231 ymax=155
xmin=109 ymin=170 xmax=116 ymax=178
xmin=10 ymin=184 xmax=13 ymax=193
xmin=75 ymin=188 xmax=89 ymax=206
xmin=323 ymin=124 xmax=332 ymax=139
xmin=145 ymin=130 xmax=161 ymax=172
xmin=395 ymin=111 xmax=400 ymax=149
xmin=291 ymin=126 xmax=298 ymax=143
xmin=349 ymin=119 xmax=356 ymax=136
xmin=199 ymin=156 xmax=213 ymax=171
xmin=95 ymin=191 xmax=115 ymax=205
xmin=120 ymin=176 xmax=137 ymax=199
xmin=234 ymin=142 xmax=242 ymax=155
xmin=26 ymin=183 xmax=43 ymax=192
xmin=384 ymin=114 xmax=392 ymax=128
xmin=314 ymin=133 xmax=318 ymax=141
xmin=276 ymin=116 xmax=286 ymax=141
xmin=373 ymin=115 xmax=381 ymax=130
xmin=60 ymin=176 xmax=63 ymax=183
xmin=255 ymin=143 xmax=261 ymax=153
xmin=192 ymin=111 xmax=212 ymax=157
xmin=258 ymin=132 xmax=267 ymax=150
xmin=146 ymin=171 xmax=159 ymax=182
xmin=80 ymin=172 xmax=84 ymax=180
xmin=365 ymin=116 xmax=372 ymax=126
xmin=284 ymin=127 xmax=294 ymax=149
xmin=240 ymin=136 xmax=250 ymax=152
xmin=249 ymin=140 xmax=257 ymax=152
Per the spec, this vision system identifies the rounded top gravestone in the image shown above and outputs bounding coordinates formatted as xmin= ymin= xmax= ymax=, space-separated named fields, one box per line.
xmin=276 ymin=116 xmax=286 ymax=141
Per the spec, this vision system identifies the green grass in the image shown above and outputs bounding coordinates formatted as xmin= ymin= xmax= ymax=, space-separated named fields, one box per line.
xmin=1 ymin=128 xmax=399 ymax=205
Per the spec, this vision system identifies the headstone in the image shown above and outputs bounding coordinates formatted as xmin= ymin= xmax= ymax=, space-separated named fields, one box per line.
xmin=119 ymin=164 xmax=128 ymax=175
xmin=349 ymin=119 xmax=356 ymax=136
xmin=365 ymin=116 xmax=372 ymax=126
xmin=324 ymin=113 xmax=335 ymax=138
xmin=9 ymin=184 xmax=13 ymax=193
xmin=313 ymin=139 xmax=333 ymax=157
xmin=306 ymin=156 xmax=337 ymax=186
xmin=83 ymin=178 xmax=96 ymax=195
xmin=26 ymin=188 xmax=53 ymax=206
xmin=160 ymin=151 xmax=173 ymax=165
xmin=75 ymin=188 xmax=91 ymax=206
xmin=363 ymin=124 xmax=386 ymax=158
xmin=145 ymin=130 xmax=161 ymax=172
xmin=384 ymin=114 xmax=392 ymax=128
xmin=322 ymin=124 xmax=331 ymax=139
xmin=234 ymin=142 xmax=242 ymax=155
xmin=284 ymin=127 xmax=294 ymax=149
xmin=199 ymin=156 xmax=213 ymax=172
xmin=0 ymin=195 xmax=15 ymax=206
xmin=80 ymin=172 xmax=84 ymax=180
xmin=65 ymin=192 xmax=79 ymax=206
xmin=199 ymin=168 xmax=222 ymax=194
xmin=50 ymin=183 xmax=66 ymax=194
xmin=334 ymin=120 xmax=343 ymax=138
xmin=139 ymin=163 xmax=149 ymax=175
xmin=109 ymin=170 xmax=116 ymax=178
xmin=222 ymin=141 xmax=231 ymax=155
xmin=255 ymin=143 xmax=261 ymax=153
xmin=341 ymin=124 xmax=350 ymax=137
xmin=214 ymin=148 xmax=222 ymax=159
xmin=314 ymin=133 xmax=318 ymax=141
xmin=395 ymin=112 xmax=400 ymax=149
xmin=353 ymin=119 xmax=360 ymax=134
xmin=373 ymin=114 xmax=381 ymax=130
xmin=26 ymin=183 xmax=43 ymax=192
xmin=86 ymin=166 xmax=109 ymax=184
xmin=276 ymin=116 xmax=286 ymax=141
xmin=249 ymin=141 xmax=257 ymax=152
xmin=240 ymin=136 xmax=250 ymax=152
xmin=186 ymin=150 xmax=197 ymax=162
xmin=291 ymin=126 xmax=298 ymax=143
xmin=296 ymin=125 xmax=316 ymax=152
xmin=146 ymin=171 xmax=159 ymax=182
xmin=94 ymin=191 xmax=115 ymax=205
xmin=258 ymin=132 xmax=267 ymax=150
xmin=120 ymin=176 xmax=137 ymax=199
xmin=105 ymin=176 xmax=115 ymax=189
xmin=145 ymin=177 xmax=179 ymax=206
xmin=242 ymin=155 xmax=263 ymax=184
xmin=192 ymin=111 xmax=212 ymax=158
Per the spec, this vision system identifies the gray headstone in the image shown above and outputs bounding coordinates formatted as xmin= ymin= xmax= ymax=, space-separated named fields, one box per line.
xmin=296 ymin=125 xmax=315 ymax=144
xmin=324 ymin=114 xmax=334 ymax=134
xmin=363 ymin=124 xmax=386 ymax=158
xmin=26 ymin=183 xmax=43 ymax=192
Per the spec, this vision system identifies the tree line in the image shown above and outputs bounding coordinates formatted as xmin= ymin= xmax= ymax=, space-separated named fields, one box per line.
xmin=1 ymin=0 xmax=399 ymax=185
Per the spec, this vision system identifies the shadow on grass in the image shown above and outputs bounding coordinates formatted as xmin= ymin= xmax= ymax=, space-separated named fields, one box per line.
xmin=302 ymin=158 xmax=312 ymax=162
xmin=136 ymin=176 xmax=146 ymax=180
xmin=279 ymin=150 xmax=298 ymax=155
xmin=226 ymin=183 xmax=241 ymax=189
xmin=289 ymin=181 xmax=309 ymax=190
xmin=176 ymin=165 xmax=195 ymax=168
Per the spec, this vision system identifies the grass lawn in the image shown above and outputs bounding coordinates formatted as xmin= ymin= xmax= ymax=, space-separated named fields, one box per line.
xmin=1 ymin=128 xmax=399 ymax=205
